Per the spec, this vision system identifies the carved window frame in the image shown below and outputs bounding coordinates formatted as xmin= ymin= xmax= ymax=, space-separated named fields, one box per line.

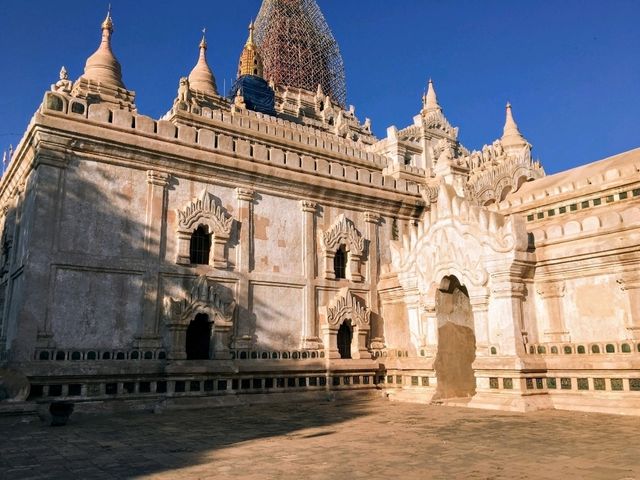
xmin=164 ymin=275 xmax=236 ymax=360
xmin=319 ymin=288 xmax=371 ymax=360
xmin=320 ymin=214 xmax=364 ymax=282
xmin=176 ymin=190 xmax=233 ymax=269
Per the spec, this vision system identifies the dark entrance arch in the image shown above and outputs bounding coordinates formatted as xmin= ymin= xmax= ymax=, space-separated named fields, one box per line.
xmin=433 ymin=275 xmax=476 ymax=401
xmin=337 ymin=322 xmax=352 ymax=359
xmin=185 ymin=313 xmax=211 ymax=360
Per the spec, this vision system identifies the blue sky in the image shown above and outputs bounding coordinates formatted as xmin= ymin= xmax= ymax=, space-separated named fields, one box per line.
xmin=1 ymin=0 xmax=638 ymax=174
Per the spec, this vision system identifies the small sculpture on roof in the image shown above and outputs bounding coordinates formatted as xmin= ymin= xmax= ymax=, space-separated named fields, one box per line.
xmin=52 ymin=66 xmax=73 ymax=93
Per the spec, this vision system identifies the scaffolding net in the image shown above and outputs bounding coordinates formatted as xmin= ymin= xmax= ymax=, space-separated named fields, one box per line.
xmin=253 ymin=0 xmax=347 ymax=108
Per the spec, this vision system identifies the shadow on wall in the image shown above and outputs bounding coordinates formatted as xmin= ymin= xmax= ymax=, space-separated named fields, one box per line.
xmin=0 ymin=153 xmax=322 ymax=362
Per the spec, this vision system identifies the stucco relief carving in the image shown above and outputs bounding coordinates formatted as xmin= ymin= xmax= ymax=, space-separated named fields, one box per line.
xmin=176 ymin=189 xmax=234 ymax=268
xmin=320 ymin=288 xmax=372 ymax=359
xmin=324 ymin=288 xmax=371 ymax=328
xmin=320 ymin=214 xmax=365 ymax=281
xmin=464 ymin=142 xmax=544 ymax=205
xmin=390 ymin=184 xmax=532 ymax=355
xmin=164 ymin=275 xmax=236 ymax=360
xmin=392 ymin=183 xmax=528 ymax=295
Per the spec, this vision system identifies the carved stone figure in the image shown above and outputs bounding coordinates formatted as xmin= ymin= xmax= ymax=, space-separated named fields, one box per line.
xmin=52 ymin=66 xmax=73 ymax=93
xmin=176 ymin=77 xmax=192 ymax=105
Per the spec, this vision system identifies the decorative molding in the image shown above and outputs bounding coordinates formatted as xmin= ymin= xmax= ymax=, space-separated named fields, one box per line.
xmin=617 ymin=271 xmax=640 ymax=291
xmin=364 ymin=212 xmax=382 ymax=224
xmin=235 ymin=187 xmax=255 ymax=202
xmin=146 ymin=170 xmax=171 ymax=187
xmin=536 ymin=281 xmax=566 ymax=299
xmin=300 ymin=200 xmax=317 ymax=213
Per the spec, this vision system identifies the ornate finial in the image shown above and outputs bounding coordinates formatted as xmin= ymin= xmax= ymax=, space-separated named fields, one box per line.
xmin=422 ymin=78 xmax=441 ymax=114
xmin=102 ymin=4 xmax=113 ymax=32
xmin=200 ymin=28 xmax=207 ymax=50
xmin=59 ymin=66 xmax=68 ymax=80
xmin=8 ymin=145 xmax=13 ymax=159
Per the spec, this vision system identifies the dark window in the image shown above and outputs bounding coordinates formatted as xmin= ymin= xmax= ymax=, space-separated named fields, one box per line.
xmin=190 ymin=226 xmax=211 ymax=265
xmin=337 ymin=322 xmax=352 ymax=359
xmin=185 ymin=314 xmax=211 ymax=360
xmin=334 ymin=246 xmax=347 ymax=279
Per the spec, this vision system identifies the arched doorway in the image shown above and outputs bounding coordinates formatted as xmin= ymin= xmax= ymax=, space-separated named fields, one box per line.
xmin=337 ymin=321 xmax=352 ymax=359
xmin=433 ymin=276 xmax=476 ymax=400
xmin=185 ymin=313 xmax=212 ymax=360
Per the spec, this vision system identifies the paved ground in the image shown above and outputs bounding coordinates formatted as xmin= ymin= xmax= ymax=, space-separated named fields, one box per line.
xmin=0 ymin=398 xmax=638 ymax=480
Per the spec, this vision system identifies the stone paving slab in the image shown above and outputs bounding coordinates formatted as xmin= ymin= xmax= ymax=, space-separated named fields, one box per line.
xmin=0 ymin=399 xmax=638 ymax=479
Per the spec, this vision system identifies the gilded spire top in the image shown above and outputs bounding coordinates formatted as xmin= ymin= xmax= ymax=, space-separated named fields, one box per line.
xmin=238 ymin=20 xmax=264 ymax=78
xmin=246 ymin=21 xmax=255 ymax=46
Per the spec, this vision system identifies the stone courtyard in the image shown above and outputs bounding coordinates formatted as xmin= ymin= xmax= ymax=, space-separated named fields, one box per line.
xmin=0 ymin=399 xmax=638 ymax=479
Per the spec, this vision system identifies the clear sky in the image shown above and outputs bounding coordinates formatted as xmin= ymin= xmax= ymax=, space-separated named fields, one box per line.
xmin=1 ymin=0 xmax=638 ymax=174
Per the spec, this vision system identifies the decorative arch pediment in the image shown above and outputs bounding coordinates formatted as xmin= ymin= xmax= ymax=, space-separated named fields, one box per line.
xmin=164 ymin=275 xmax=236 ymax=328
xmin=320 ymin=214 xmax=364 ymax=255
xmin=177 ymin=189 xmax=233 ymax=237
xmin=391 ymin=184 xmax=529 ymax=298
xmin=175 ymin=189 xmax=234 ymax=268
xmin=322 ymin=288 xmax=371 ymax=329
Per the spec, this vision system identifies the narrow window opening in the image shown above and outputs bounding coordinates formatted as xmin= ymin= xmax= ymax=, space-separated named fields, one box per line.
xmin=334 ymin=246 xmax=347 ymax=279
xmin=190 ymin=225 xmax=211 ymax=265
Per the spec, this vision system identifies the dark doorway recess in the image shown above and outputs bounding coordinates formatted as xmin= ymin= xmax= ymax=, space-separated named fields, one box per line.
xmin=337 ymin=322 xmax=352 ymax=359
xmin=186 ymin=314 xmax=211 ymax=360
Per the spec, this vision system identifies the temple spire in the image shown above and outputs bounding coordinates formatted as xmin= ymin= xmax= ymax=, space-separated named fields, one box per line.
xmin=501 ymin=102 xmax=529 ymax=149
xmin=188 ymin=29 xmax=218 ymax=96
xmin=422 ymin=79 xmax=441 ymax=114
xmin=237 ymin=21 xmax=264 ymax=78
xmin=80 ymin=7 xmax=125 ymax=89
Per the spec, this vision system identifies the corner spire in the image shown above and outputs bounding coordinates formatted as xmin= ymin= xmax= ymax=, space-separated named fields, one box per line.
xmin=188 ymin=29 xmax=218 ymax=96
xmin=422 ymin=79 xmax=441 ymax=114
xmin=79 ymin=7 xmax=125 ymax=89
xmin=501 ymin=102 xmax=529 ymax=149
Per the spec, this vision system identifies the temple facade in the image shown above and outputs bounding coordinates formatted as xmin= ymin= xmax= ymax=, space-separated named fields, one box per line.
xmin=0 ymin=1 xmax=638 ymax=415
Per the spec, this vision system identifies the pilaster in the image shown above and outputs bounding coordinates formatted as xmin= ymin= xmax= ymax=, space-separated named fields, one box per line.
xmin=617 ymin=271 xmax=640 ymax=339
xmin=300 ymin=200 xmax=321 ymax=349
xmin=536 ymin=281 xmax=570 ymax=342
xmin=234 ymin=187 xmax=254 ymax=349
xmin=137 ymin=170 xmax=170 ymax=348
xmin=469 ymin=291 xmax=491 ymax=354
